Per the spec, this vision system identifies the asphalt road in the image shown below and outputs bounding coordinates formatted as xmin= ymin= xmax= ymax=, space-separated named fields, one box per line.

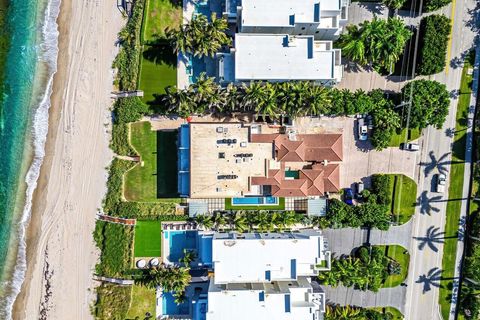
xmin=403 ymin=1 xmax=478 ymax=319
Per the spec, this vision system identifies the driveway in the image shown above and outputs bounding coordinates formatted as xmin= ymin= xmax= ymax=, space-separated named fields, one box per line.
xmin=338 ymin=117 xmax=418 ymax=188
xmin=324 ymin=285 xmax=407 ymax=314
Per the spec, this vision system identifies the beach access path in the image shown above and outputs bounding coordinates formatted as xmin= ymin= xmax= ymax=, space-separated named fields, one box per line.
xmin=12 ymin=0 xmax=124 ymax=319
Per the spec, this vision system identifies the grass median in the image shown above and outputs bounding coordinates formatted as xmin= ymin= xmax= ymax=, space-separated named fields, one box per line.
xmin=439 ymin=59 xmax=473 ymax=319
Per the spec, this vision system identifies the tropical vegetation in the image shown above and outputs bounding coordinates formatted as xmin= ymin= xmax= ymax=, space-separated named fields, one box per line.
xmin=337 ymin=17 xmax=412 ymax=72
xmin=94 ymin=284 xmax=131 ymax=320
xmin=318 ymin=246 xmax=405 ymax=292
xmin=417 ymin=15 xmax=451 ymax=75
xmin=423 ymin=0 xmax=452 ymax=12
xmin=166 ymin=13 xmax=231 ymax=57
xmin=325 ymin=305 xmax=398 ymax=320
xmin=401 ymin=79 xmax=450 ymax=130
xmin=382 ymin=0 xmax=406 ymax=9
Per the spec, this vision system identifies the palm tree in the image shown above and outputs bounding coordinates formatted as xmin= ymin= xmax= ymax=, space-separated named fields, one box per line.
xmin=194 ymin=214 xmax=214 ymax=230
xmin=338 ymin=25 xmax=366 ymax=65
xmin=135 ymin=265 xmax=191 ymax=293
xmin=242 ymin=81 xmax=267 ymax=112
xmin=180 ymin=249 xmax=197 ymax=267
xmin=256 ymin=211 xmax=273 ymax=232
xmin=213 ymin=212 xmax=226 ymax=231
xmin=232 ymin=211 xmax=248 ymax=232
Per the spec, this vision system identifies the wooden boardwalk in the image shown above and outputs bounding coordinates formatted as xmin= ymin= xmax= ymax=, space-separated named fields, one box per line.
xmin=110 ymin=90 xmax=144 ymax=98
xmin=93 ymin=275 xmax=134 ymax=285
xmin=96 ymin=213 xmax=136 ymax=226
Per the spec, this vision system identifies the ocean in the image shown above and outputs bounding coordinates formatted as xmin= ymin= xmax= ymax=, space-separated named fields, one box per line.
xmin=0 ymin=0 xmax=60 ymax=318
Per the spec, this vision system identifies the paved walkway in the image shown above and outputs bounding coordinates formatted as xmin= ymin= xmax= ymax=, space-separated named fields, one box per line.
xmin=448 ymin=37 xmax=480 ymax=320
xmin=93 ymin=275 xmax=134 ymax=285
xmin=322 ymin=221 xmax=413 ymax=256
xmin=324 ymin=285 xmax=407 ymax=314
xmin=96 ymin=213 xmax=136 ymax=226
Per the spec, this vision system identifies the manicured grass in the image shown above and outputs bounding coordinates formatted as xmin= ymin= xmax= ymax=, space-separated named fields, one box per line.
xmin=377 ymin=245 xmax=410 ymax=288
xmin=372 ymin=307 xmax=404 ymax=320
xmin=141 ymin=0 xmax=181 ymax=43
xmin=439 ymin=62 xmax=472 ymax=319
xmin=224 ymin=197 xmax=286 ymax=210
xmin=138 ymin=56 xmax=176 ymax=104
xmin=124 ymin=122 xmax=178 ymax=201
xmin=392 ymin=174 xmax=417 ymax=224
xmin=389 ymin=127 xmax=421 ymax=147
xmin=134 ymin=220 xmax=162 ymax=257
xmin=125 ymin=285 xmax=156 ymax=320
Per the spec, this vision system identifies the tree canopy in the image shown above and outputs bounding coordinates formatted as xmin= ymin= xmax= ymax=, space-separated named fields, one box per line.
xmin=338 ymin=17 xmax=412 ymax=72
xmin=382 ymin=0 xmax=406 ymax=9
xmin=401 ymin=80 xmax=450 ymax=129
xmin=166 ymin=13 xmax=231 ymax=57
xmin=417 ymin=15 xmax=451 ymax=75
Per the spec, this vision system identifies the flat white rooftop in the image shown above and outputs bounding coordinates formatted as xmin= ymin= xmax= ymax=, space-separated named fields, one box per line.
xmin=234 ymin=34 xmax=337 ymax=81
xmin=207 ymin=277 xmax=324 ymax=320
xmin=241 ymin=0 xmax=341 ymax=27
xmin=212 ymin=230 xmax=327 ymax=284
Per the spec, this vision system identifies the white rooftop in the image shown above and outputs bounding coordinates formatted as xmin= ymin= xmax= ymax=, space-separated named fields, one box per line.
xmin=241 ymin=0 xmax=341 ymax=27
xmin=212 ymin=230 xmax=327 ymax=284
xmin=234 ymin=34 xmax=337 ymax=81
xmin=206 ymin=277 xmax=324 ymax=320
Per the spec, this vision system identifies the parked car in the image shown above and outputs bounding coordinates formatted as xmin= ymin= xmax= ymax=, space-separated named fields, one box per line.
xmin=436 ymin=174 xmax=447 ymax=193
xmin=344 ymin=188 xmax=354 ymax=205
xmin=356 ymin=182 xmax=365 ymax=198
xmin=400 ymin=142 xmax=420 ymax=151
xmin=358 ymin=118 xmax=368 ymax=141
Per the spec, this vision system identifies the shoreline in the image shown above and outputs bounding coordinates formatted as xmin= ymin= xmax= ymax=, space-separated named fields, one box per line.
xmin=11 ymin=0 xmax=70 ymax=316
xmin=11 ymin=0 xmax=124 ymax=318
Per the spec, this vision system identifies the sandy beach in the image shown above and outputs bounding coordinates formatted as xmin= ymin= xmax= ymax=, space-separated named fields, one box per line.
xmin=12 ymin=0 xmax=124 ymax=318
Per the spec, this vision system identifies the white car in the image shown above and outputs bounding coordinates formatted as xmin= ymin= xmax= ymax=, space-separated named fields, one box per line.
xmin=358 ymin=119 xmax=368 ymax=141
xmin=436 ymin=174 xmax=447 ymax=193
xmin=401 ymin=143 xmax=420 ymax=151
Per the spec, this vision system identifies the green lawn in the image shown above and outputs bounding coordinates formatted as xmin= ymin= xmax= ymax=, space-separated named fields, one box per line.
xmin=439 ymin=61 xmax=473 ymax=319
xmin=372 ymin=307 xmax=404 ymax=320
xmin=124 ymin=122 xmax=178 ymax=201
xmin=389 ymin=128 xmax=421 ymax=147
xmin=141 ymin=0 xmax=181 ymax=43
xmin=125 ymin=285 xmax=156 ymax=320
xmin=392 ymin=174 xmax=417 ymax=224
xmin=134 ymin=220 xmax=162 ymax=257
xmin=138 ymin=56 xmax=176 ymax=104
xmin=225 ymin=197 xmax=286 ymax=210
xmin=377 ymin=245 xmax=410 ymax=288
xmin=138 ymin=0 xmax=181 ymax=105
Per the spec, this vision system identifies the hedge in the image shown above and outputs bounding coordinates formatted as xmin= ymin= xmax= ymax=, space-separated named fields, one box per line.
xmin=417 ymin=14 xmax=451 ymax=75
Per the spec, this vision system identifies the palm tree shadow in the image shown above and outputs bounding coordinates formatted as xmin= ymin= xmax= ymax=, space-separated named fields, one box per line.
xmin=416 ymin=267 xmax=443 ymax=293
xmin=417 ymin=191 xmax=441 ymax=215
xmin=413 ymin=226 xmax=445 ymax=253
xmin=143 ymin=36 xmax=177 ymax=67
xmin=419 ymin=151 xmax=450 ymax=177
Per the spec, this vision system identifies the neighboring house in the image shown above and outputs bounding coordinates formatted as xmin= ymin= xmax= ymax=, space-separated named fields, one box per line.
xmin=217 ymin=34 xmax=342 ymax=85
xmin=159 ymin=229 xmax=331 ymax=320
xmin=179 ymin=122 xmax=342 ymax=199
xmin=223 ymin=0 xmax=349 ymax=41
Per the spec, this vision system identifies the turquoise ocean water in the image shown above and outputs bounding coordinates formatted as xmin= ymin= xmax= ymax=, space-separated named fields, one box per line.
xmin=0 ymin=0 xmax=60 ymax=317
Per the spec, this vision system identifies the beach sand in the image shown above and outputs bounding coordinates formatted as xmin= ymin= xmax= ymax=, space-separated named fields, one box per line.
xmin=12 ymin=0 xmax=124 ymax=318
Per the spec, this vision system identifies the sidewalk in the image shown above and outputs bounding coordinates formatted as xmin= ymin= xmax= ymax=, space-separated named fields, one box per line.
xmin=448 ymin=41 xmax=480 ymax=320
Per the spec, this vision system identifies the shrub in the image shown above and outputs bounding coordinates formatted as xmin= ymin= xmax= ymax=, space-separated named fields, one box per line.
xmin=423 ymin=0 xmax=451 ymax=12
xmin=417 ymin=15 xmax=451 ymax=75
xmin=103 ymin=159 xmax=135 ymax=214
xmin=114 ymin=97 xmax=149 ymax=124
xmin=326 ymin=199 xmax=391 ymax=230
xmin=94 ymin=284 xmax=131 ymax=320
xmin=93 ymin=221 xmax=134 ymax=277
xmin=372 ymin=174 xmax=394 ymax=206
xmin=382 ymin=0 xmax=406 ymax=9
xmin=110 ymin=123 xmax=136 ymax=156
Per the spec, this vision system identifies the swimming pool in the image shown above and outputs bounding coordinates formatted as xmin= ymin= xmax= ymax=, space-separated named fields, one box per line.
xmin=231 ymin=196 xmax=279 ymax=206
xmin=162 ymin=292 xmax=190 ymax=316
xmin=164 ymin=230 xmax=197 ymax=262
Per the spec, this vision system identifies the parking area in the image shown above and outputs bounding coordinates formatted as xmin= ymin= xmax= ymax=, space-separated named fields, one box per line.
xmin=336 ymin=117 xmax=419 ymax=189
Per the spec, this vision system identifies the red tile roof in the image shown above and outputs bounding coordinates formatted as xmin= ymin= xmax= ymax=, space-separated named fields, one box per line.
xmin=250 ymin=132 xmax=342 ymax=196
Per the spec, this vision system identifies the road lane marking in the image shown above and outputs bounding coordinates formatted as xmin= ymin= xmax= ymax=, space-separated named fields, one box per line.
xmin=445 ymin=0 xmax=457 ymax=75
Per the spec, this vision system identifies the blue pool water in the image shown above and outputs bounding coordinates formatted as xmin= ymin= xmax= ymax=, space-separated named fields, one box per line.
xmin=163 ymin=292 xmax=190 ymax=315
xmin=232 ymin=196 xmax=279 ymax=206
xmin=177 ymin=124 xmax=190 ymax=197
xmin=194 ymin=299 xmax=208 ymax=320
xmin=165 ymin=230 xmax=197 ymax=262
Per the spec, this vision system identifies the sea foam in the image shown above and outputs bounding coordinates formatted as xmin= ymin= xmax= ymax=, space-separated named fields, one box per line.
xmin=1 ymin=0 xmax=61 ymax=317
